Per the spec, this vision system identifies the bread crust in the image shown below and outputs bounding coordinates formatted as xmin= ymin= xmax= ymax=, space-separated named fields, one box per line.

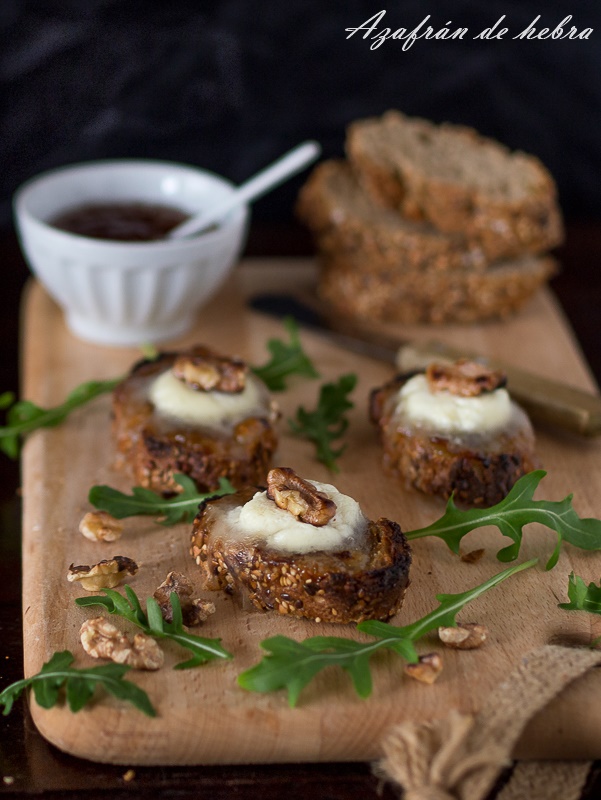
xmin=370 ymin=372 xmax=538 ymax=507
xmin=190 ymin=487 xmax=412 ymax=623
xmin=112 ymin=349 xmax=278 ymax=494
xmin=346 ymin=111 xmax=564 ymax=263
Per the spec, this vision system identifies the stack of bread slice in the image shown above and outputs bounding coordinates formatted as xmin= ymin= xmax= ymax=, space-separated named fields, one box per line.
xmin=297 ymin=110 xmax=563 ymax=324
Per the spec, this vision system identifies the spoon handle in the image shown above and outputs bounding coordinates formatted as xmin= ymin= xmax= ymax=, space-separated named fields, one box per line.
xmin=170 ymin=140 xmax=321 ymax=239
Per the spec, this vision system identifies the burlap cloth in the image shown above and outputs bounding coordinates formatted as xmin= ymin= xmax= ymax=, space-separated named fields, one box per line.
xmin=376 ymin=645 xmax=601 ymax=800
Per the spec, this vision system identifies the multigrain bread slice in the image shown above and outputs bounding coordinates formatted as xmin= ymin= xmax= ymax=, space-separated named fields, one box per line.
xmin=190 ymin=471 xmax=412 ymax=624
xmin=296 ymin=160 xmax=489 ymax=272
xmin=346 ymin=110 xmax=564 ymax=263
xmin=369 ymin=363 xmax=538 ymax=507
xmin=112 ymin=348 xmax=279 ymax=494
xmin=318 ymin=251 xmax=557 ymax=324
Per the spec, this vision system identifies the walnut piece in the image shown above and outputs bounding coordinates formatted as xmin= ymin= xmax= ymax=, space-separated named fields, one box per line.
xmin=438 ymin=623 xmax=489 ymax=650
xmin=80 ymin=617 xmax=163 ymax=670
xmin=67 ymin=556 xmax=138 ymax=591
xmin=172 ymin=349 xmax=247 ymax=393
xmin=266 ymin=467 xmax=336 ymax=527
xmin=426 ymin=359 xmax=507 ymax=397
xmin=79 ymin=511 xmax=124 ymax=543
xmin=404 ymin=653 xmax=443 ymax=684
xmin=460 ymin=548 xmax=486 ymax=564
xmin=153 ymin=571 xmax=216 ymax=626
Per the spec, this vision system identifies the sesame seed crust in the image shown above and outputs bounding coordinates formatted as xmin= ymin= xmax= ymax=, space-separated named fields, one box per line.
xmin=190 ymin=487 xmax=412 ymax=624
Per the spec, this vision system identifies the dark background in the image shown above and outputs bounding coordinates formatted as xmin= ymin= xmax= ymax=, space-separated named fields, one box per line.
xmin=2 ymin=0 xmax=601 ymax=234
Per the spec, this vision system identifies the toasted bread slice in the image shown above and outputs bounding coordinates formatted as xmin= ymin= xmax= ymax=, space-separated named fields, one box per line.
xmin=190 ymin=480 xmax=412 ymax=624
xmin=370 ymin=369 xmax=538 ymax=507
xmin=112 ymin=348 xmax=279 ymax=494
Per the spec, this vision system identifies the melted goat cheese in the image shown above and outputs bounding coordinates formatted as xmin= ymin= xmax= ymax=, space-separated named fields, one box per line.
xmin=149 ymin=369 xmax=266 ymax=426
xmin=226 ymin=481 xmax=367 ymax=554
xmin=396 ymin=373 xmax=512 ymax=433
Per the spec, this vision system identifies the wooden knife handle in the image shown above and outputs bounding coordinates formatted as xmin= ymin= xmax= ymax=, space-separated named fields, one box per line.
xmin=397 ymin=340 xmax=601 ymax=438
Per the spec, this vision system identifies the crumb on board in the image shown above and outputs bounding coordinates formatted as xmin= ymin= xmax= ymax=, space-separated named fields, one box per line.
xmin=460 ymin=548 xmax=486 ymax=564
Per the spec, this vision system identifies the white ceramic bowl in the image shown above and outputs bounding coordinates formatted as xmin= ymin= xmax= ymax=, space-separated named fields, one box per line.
xmin=13 ymin=159 xmax=249 ymax=346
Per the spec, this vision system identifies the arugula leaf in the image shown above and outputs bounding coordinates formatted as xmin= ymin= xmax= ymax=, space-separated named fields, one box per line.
xmin=289 ymin=373 xmax=357 ymax=471
xmin=405 ymin=470 xmax=601 ymax=570
xmin=238 ymin=560 xmax=536 ymax=706
xmin=559 ymin=572 xmax=601 ymax=614
xmin=0 ymin=650 xmax=155 ymax=717
xmin=251 ymin=317 xmax=319 ymax=391
xmin=139 ymin=342 xmax=159 ymax=360
xmin=76 ymin=586 xmax=233 ymax=669
xmin=88 ymin=474 xmax=236 ymax=525
xmin=0 ymin=378 xmax=121 ymax=459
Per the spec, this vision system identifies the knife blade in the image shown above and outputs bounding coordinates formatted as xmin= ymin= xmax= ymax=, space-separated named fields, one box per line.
xmin=249 ymin=292 xmax=601 ymax=438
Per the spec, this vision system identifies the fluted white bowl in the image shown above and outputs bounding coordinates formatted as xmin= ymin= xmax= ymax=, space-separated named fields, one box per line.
xmin=13 ymin=159 xmax=249 ymax=346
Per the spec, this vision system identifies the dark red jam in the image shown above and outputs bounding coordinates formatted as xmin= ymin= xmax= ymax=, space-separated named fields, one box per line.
xmin=49 ymin=202 xmax=190 ymax=241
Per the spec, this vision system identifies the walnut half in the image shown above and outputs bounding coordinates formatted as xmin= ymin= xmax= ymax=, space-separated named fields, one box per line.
xmin=172 ymin=349 xmax=247 ymax=393
xmin=67 ymin=556 xmax=138 ymax=591
xmin=426 ymin=359 xmax=507 ymax=397
xmin=80 ymin=617 xmax=163 ymax=670
xmin=266 ymin=467 xmax=336 ymax=527
xmin=79 ymin=511 xmax=123 ymax=543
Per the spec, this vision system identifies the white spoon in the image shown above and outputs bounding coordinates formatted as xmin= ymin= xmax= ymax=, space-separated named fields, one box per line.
xmin=168 ymin=140 xmax=321 ymax=239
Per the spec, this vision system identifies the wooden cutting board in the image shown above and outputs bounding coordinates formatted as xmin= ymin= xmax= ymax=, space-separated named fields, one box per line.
xmin=21 ymin=259 xmax=601 ymax=765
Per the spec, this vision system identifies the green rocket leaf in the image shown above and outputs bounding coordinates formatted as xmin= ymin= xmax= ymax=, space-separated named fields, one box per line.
xmin=405 ymin=470 xmax=601 ymax=570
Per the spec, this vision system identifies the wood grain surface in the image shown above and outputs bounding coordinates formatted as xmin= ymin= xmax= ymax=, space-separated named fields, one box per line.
xmin=20 ymin=259 xmax=601 ymax=766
